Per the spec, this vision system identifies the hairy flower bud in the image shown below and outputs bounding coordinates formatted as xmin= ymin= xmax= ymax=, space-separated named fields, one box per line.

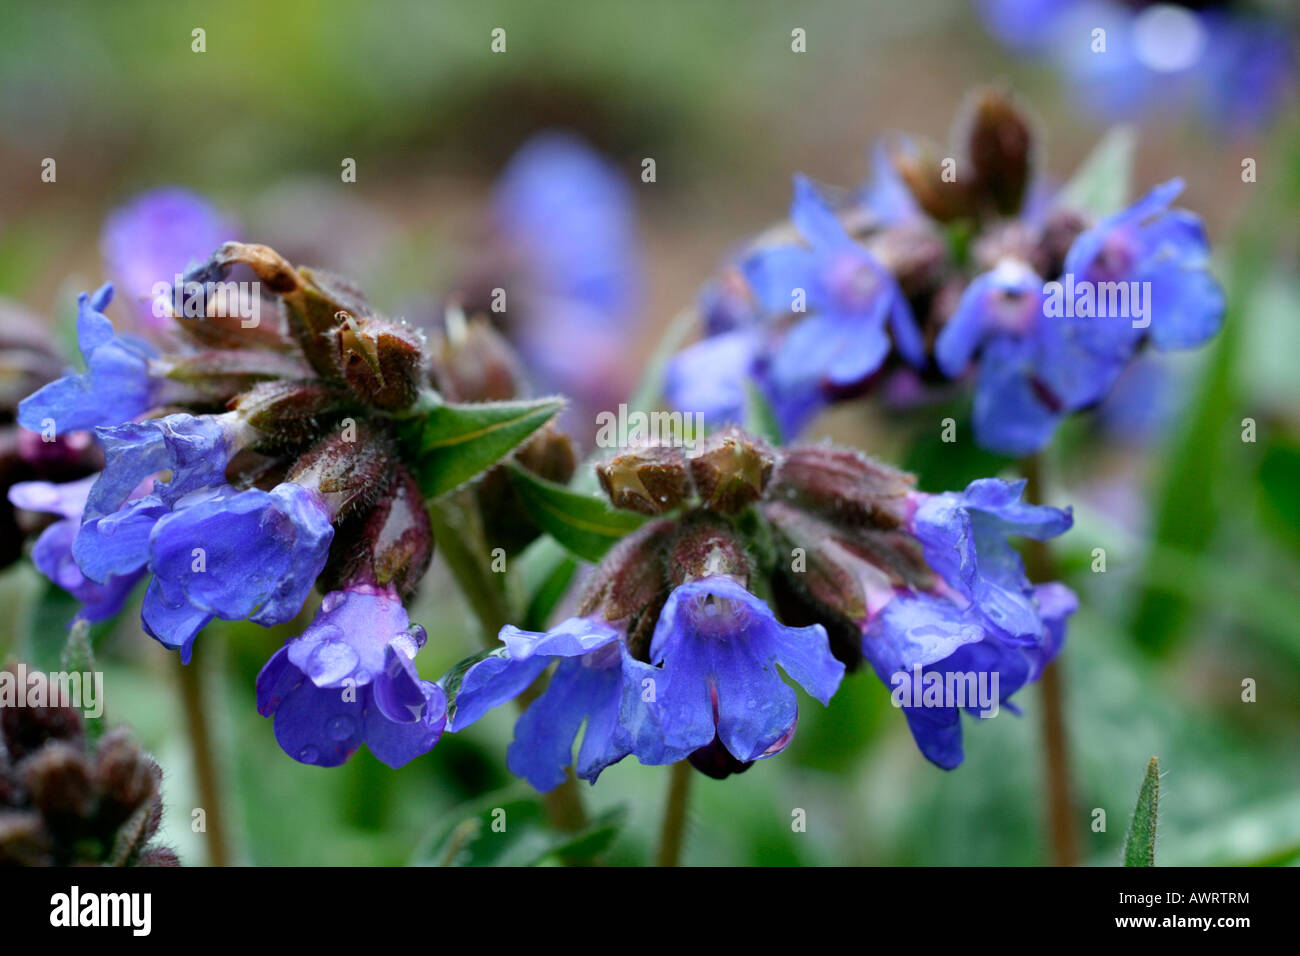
xmin=688 ymin=426 xmax=775 ymax=514
xmin=19 ymin=742 xmax=95 ymax=823
xmin=596 ymin=444 xmax=692 ymax=515
xmin=333 ymin=315 xmax=426 ymax=411
xmin=667 ymin=512 xmax=753 ymax=587
xmin=479 ymin=423 xmax=577 ymax=557
xmin=287 ymin=420 xmax=394 ymax=519
xmin=318 ymin=466 xmax=433 ymax=597
xmin=93 ymin=728 xmax=161 ymax=832
xmin=162 ymin=349 xmax=314 ymax=404
xmin=890 ymin=137 xmax=974 ymax=224
xmin=579 ymin=519 xmax=676 ymax=657
xmin=768 ymin=444 xmax=914 ymax=530
xmin=1 ymin=669 xmax=84 ymax=762
xmin=231 ymin=379 xmax=356 ymax=452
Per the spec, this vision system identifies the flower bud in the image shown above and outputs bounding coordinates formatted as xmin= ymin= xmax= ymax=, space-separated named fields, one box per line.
xmin=1038 ymin=207 xmax=1089 ymax=280
xmin=596 ymin=444 xmax=692 ymax=516
xmin=688 ymin=426 xmax=775 ymax=515
xmin=430 ymin=314 xmax=528 ymax=402
xmin=688 ymin=737 xmax=754 ymax=780
xmin=0 ymin=811 xmax=49 ymax=866
xmin=890 ymin=137 xmax=974 ymax=224
xmin=0 ymin=668 xmax=84 ymax=761
xmin=867 ymin=223 xmax=950 ymax=300
xmin=230 ymin=379 xmax=356 ymax=452
xmin=667 ymin=512 xmax=753 ymax=587
xmin=769 ymin=444 xmax=914 ymax=530
xmin=963 ymin=87 xmax=1034 ymax=217
xmin=579 ymin=519 xmax=676 ymax=657
xmin=93 ymin=728 xmax=161 ymax=832
xmin=287 ymin=420 xmax=394 ymax=519
xmin=163 ymin=349 xmax=314 ymax=404
xmin=318 ymin=466 xmax=433 ymax=597
xmin=20 ymin=742 xmax=95 ymax=823
xmin=332 ymin=314 xmax=426 ymax=411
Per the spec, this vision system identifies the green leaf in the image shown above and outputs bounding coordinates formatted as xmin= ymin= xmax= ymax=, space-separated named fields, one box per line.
xmin=1056 ymin=125 xmax=1137 ymax=218
xmin=1122 ymin=756 xmax=1160 ymax=867
xmin=506 ymin=462 xmax=646 ymax=563
xmin=744 ymin=381 xmax=782 ymax=445
xmin=404 ymin=393 xmax=565 ymax=499
xmin=21 ymin=581 xmax=81 ymax=672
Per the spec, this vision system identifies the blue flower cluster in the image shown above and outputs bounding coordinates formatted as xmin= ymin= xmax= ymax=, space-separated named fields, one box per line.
xmin=665 ymin=90 xmax=1225 ymax=455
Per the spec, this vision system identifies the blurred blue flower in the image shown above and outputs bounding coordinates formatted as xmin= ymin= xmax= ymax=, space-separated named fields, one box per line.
xmin=862 ymin=478 xmax=1076 ymax=768
xmin=7 ymin=475 xmax=143 ymax=622
xmin=493 ymin=132 xmax=642 ymax=414
xmin=17 ymin=286 xmax=161 ymax=435
xmin=974 ymin=0 xmax=1294 ymax=134
xmin=101 ymin=188 xmax=237 ymax=333
xmin=257 ymin=585 xmax=446 ymax=768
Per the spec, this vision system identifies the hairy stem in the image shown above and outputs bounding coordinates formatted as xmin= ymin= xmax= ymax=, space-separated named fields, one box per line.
xmin=656 ymin=760 xmax=693 ymax=867
xmin=176 ymin=650 xmax=230 ymax=867
xmin=429 ymin=492 xmax=589 ymax=837
xmin=1020 ymin=453 xmax=1079 ymax=867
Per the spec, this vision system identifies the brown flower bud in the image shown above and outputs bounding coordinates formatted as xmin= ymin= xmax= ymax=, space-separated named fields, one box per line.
xmin=579 ymin=519 xmax=676 ymax=658
xmin=963 ymin=87 xmax=1034 ymax=217
xmin=163 ymin=349 xmax=314 ymax=404
xmin=0 ymin=668 xmax=85 ymax=761
xmin=478 ymin=423 xmax=577 ymax=557
xmin=890 ymin=137 xmax=975 ymax=224
xmin=333 ymin=315 xmax=426 ymax=411
xmin=688 ymin=426 xmax=775 ymax=515
xmin=0 ymin=810 xmax=50 ymax=866
xmin=596 ymin=444 xmax=692 ymax=516
xmin=93 ymin=729 xmax=161 ymax=831
xmin=867 ymin=223 xmax=950 ymax=300
xmin=1038 ymin=207 xmax=1089 ymax=280
xmin=19 ymin=742 xmax=95 ymax=822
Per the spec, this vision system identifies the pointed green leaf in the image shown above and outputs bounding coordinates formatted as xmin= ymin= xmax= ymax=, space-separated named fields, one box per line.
xmin=506 ymin=462 xmax=646 ymax=563
xmin=1123 ymin=756 xmax=1160 ymax=867
xmin=1056 ymin=125 xmax=1137 ymax=218
xmin=407 ymin=394 xmax=565 ymax=499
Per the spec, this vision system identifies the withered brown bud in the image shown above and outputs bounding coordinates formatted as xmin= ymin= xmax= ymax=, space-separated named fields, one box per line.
xmin=688 ymin=426 xmax=775 ymax=515
xmin=963 ymin=87 xmax=1034 ymax=217
xmin=333 ymin=315 xmax=426 ymax=411
xmin=667 ymin=512 xmax=753 ymax=587
xmin=430 ymin=314 xmax=528 ymax=403
xmin=19 ymin=742 xmax=95 ymax=822
xmin=769 ymin=444 xmax=914 ymax=529
xmin=93 ymin=729 xmax=161 ymax=831
xmin=319 ymin=466 xmax=433 ymax=597
xmin=596 ymin=444 xmax=692 ymax=516
xmin=287 ymin=420 xmax=394 ymax=519
xmin=231 ymin=379 xmax=355 ymax=451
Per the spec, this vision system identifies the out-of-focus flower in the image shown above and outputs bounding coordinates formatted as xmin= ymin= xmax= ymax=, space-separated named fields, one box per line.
xmin=973 ymin=0 xmax=1295 ymax=135
xmin=101 ymin=187 xmax=237 ymax=333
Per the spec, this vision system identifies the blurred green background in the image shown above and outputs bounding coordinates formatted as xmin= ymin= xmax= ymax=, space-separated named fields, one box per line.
xmin=1 ymin=0 xmax=1298 ymax=865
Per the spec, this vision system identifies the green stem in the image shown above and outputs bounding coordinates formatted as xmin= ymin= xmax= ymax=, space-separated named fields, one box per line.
xmin=655 ymin=760 xmax=693 ymax=867
xmin=1020 ymin=453 xmax=1078 ymax=867
xmin=429 ymin=491 xmax=590 ymax=837
xmin=176 ymin=650 xmax=230 ymax=867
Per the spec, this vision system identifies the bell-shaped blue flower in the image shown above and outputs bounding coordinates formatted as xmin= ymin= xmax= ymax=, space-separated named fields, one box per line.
xmin=256 ymin=585 xmax=446 ymax=768
xmin=18 ymin=286 xmax=160 ymax=435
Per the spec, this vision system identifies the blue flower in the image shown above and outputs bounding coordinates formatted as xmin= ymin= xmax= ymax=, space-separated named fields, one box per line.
xmin=494 ymin=132 xmax=642 ymax=410
xmin=447 ymin=617 xmax=675 ymax=791
xmin=649 ymin=576 xmax=845 ymax=763
xmin=663 ymin=329 xmax=762 ymax=435
xmin=256 ymin=585 xmax=446 ymax=768
xmin=101 ymin=187 xmax=237 ymax=332
xmin=861 ymin=478 xmax=1075 ymax=768
xmin=18 ymin=286 xmax=160 ymax=435
xmin=82 ymin=412 xmax=252 ymax=520
xmin=7 ymin=476 xmax=143 ymax=622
